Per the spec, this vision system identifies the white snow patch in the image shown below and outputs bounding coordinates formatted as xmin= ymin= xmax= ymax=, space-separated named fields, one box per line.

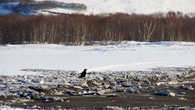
xmin=0 ymin=41 xmax=195 ymax=76
xmin=0 ymin=106 xmax=24 ymax=110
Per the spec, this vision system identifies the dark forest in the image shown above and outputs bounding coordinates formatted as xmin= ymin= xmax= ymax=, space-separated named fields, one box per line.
xmin=0 ymin=12 xmax=195 ymax=45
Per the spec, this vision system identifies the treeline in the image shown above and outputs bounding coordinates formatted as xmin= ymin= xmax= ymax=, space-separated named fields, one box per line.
xmin=0 ymin=12 xmax=195 ymax=45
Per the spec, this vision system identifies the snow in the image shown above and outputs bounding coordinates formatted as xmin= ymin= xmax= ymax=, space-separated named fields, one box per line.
xmin=0 ymin=41 xmax=195 ymax=76
xmin=0 ymin=106 xmax=24 ymax=110
xmin=0 ymin=0 xmax=195 ymax=15
xmin=34 ymin=0 xmax=195 ymax=15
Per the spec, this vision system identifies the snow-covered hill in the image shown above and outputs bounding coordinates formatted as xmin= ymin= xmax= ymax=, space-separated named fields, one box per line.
xmin=41 ymin=0 xmax=195 ymax=15
xmin=1 ymin=41 xmax=195 ymax=75
xmin=0 ymin=0 xmax=195 ymax=15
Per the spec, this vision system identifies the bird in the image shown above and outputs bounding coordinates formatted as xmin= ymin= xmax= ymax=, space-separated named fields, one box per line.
xmin=79 ymin=69 xmax=87 ymax=78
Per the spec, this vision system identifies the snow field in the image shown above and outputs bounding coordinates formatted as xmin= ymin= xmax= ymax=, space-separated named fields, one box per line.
xmin=0 ymin=41 xmax=195 ymax=76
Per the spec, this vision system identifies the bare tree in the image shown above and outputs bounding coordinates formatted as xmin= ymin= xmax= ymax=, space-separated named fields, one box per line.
xmin=138 ymin=20 xmax=157 ymax=41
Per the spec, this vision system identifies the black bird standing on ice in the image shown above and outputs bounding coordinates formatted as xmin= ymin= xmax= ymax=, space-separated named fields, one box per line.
xmin=79 ymin=69 xmax=87 ymax=78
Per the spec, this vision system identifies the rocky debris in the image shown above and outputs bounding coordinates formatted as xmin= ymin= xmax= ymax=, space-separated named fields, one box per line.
xmin=78 ymin=90 xmax=96 ymax=96
xmin=153 ymin=91 xmax=176 ymax=97
xmin=34 ymin=96 xmax=66 ymax=102
xmin=170 ymin=84 xmax=195 ymax=91
xmin=105 ymin=93 xmax=118 ymax=97
xmin=178 ymin=97 xmax=187 ymax=101
xmin=65 ymin=90 xmax=77 ymax=96
xmin=28 ymin=86 xmax=44 ymax=93
xmin=0 ymin=67 xmax=194 ymax=106
xmin=180 ymin=85 xmax=194 ymax=90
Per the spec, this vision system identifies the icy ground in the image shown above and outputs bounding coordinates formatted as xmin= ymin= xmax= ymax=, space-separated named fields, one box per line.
xmin=0 ymin=41 xmax=195 ymax=76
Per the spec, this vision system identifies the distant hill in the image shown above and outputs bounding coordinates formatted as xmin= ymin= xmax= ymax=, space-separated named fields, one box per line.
xmin=0 ymin=0 xmax=195 ymax=15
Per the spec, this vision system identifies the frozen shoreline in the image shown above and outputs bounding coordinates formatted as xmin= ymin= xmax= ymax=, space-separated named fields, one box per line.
xmin=0 ymin=67 xmax=194 ymax=109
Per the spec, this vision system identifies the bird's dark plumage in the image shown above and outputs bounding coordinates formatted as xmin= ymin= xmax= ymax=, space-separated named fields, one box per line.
xmin=79 ymin=69 xmax=87 ymax=78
